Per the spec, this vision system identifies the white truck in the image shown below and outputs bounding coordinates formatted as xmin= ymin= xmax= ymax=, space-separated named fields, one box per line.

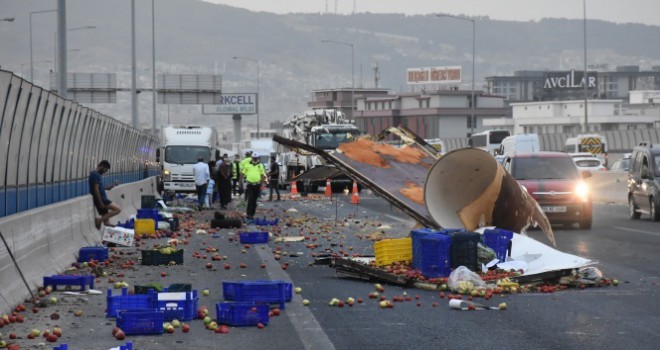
xmin=157 ymin=125 xmax=220 ymax=193
xmin=278 ymin=109 xmax=361 ymax=191
xmin=563 ymin=133 xmax=609 ymax=167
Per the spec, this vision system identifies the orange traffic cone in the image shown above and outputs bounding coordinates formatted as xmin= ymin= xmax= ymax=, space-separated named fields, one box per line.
xmin=290 ymin=179 xmax=299 ymax=196
xmin=325 ymin=178 xmax=332 ymax=197
xmin=350 ymin=180 xmax=360 ymax=204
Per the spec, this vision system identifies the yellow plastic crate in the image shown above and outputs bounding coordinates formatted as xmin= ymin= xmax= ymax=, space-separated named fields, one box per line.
xmin=374 ymin=237 xmax=412 ymax=267
xmin=134 ymin=219 xmax=156 ymax=236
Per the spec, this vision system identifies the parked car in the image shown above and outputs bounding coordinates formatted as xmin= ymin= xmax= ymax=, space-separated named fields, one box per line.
xmin=502 ymin=152 xmax=593 ymax=229
xmin=627 ymin=143 xmax=660 ymax=221
xmin=573 ymin=156 xmax=607 ymax=172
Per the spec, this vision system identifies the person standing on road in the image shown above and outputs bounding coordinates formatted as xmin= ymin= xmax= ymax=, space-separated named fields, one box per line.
xmin=242 ymin=152 xmax=267 ymax=219
xmin=218 ymin=154 xmax=233 ymax=209
xmin=240 ymin=150 xmax=253 ymax=200
xmin=231 ymin=154 xmax=241 ymax=196
xmin=207 ymin=160 xmax=217 ymax=208
xmin=192 ymin=156 xmax=210 ymax=211
xmin=89 ymin=160 xmax=121 ymax=229
xmin=268 ymin=154 xmax=281 ymax=201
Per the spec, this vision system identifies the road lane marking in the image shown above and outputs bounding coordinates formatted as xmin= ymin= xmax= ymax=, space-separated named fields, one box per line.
xmin=614 ymin=226 xmax=660 ymax=237
xmin=256 ymin=247 xmax=335 ymax=350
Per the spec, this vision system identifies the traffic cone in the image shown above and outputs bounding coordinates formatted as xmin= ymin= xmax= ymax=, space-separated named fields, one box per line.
xmin=325 ymin=178 xmax=332 ymax=197
xmin=350 ymin=180 xmax=360 ymax=204
xmin=290 ymin=179 xmax=299 ymax=196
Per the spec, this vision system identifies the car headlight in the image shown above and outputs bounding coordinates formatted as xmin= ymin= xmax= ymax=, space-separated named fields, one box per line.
xmin=575 ymin=181 xmax=589 ymax=202
xmin=164 ymin=170 xmax=171 ymax=175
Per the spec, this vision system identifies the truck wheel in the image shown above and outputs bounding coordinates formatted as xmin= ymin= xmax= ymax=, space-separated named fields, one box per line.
xmin=650 ymin=198 xmax=660 ymax=221
xmin=629 ymin=196 xmax=641 ymax=219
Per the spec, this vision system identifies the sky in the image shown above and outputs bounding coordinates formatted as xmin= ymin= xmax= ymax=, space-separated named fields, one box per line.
xmin=203 ymin=0 xmax=660 ymax=27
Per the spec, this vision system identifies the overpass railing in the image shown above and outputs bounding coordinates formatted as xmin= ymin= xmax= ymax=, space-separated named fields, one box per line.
xmin=0 ymin=69 xmax=159 ymax=218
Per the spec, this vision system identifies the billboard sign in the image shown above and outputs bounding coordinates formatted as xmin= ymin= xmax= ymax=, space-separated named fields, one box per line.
xmin=202 ymin=93 xmax=258 ymax=115
xmin=543 ymin=70 xmax=598 ymax=90
xmin=406 ymin=66 xmax=462 ymax=85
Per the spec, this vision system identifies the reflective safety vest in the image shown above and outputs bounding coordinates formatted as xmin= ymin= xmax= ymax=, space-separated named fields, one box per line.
xmin=231 ymin=161 xmax=240 ymax=179
xmin=242 ymin=162 xmax=266 ymax=184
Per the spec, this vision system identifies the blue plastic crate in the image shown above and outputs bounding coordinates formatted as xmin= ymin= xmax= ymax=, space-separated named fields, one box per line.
xmin=216 ymin=302 xmax=269 ymax=327
xmin=155 ymin=290 xmax=198 ymax=321
xmin=43 ymin=274 xmax=94 ymax=291
xmin=78 ymin=246 xmax=109 ymax=263
xmin=419 ymin=233 xmax=452 ymax=278
xmin=239 ymin=231 xmax=269 ymax=244
xmin=116 ymin=309 xmax=164 ymax=335
xmin=223 ymin=280 xmax=291 ymax=309
xmin=247 ymin=218 xmax=279 ymax=226
xmin=117 ymin=218 xmax=135 ymax=229
xmin=53 ymin=345 xmax=70 ymax=350
xmin=411 ymin=228 xmax=463 ymax=269
xmin=106 ymin=288 xmax=154 ymax=318
xmin=411 ymin=228 xmax=439 ymax=269
xmin=482 ymin=228 xmax=514 ymax=262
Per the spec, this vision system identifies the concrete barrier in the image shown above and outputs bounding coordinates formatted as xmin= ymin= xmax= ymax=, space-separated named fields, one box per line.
xmin=0 ymin=177 xmax=158 ymax=315
xmin=587 ymin=171 xmax=628 ymax=205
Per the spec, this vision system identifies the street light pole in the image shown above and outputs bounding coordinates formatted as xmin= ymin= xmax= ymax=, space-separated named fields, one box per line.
xmin=437 ymin=14 xmax=476 ymax=135
xmin=131 ymin=0 xmax=138 ymax=129
xmin=321 ymin=39 xmax=355 ymax=119
xmin=232 ymin=56 xmax=260 ymax=136
xmin=57 ymin=0 xmax=67 ymax=98
xmin=583 ymin=0 xmax=589 ymax=133
xmin=29 ymin=10 xmax=56 ymax=82
xmin=151 ymin=0 xmax=157 ymax=136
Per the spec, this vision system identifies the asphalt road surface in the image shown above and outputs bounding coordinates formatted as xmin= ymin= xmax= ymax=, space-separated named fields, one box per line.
xmin=1 ymin=192 xmax=658 ymax=350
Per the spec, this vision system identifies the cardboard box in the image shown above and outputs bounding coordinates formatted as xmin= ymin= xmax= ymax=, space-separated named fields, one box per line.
xmin=102 ymin=226 xmax=135 ymax=247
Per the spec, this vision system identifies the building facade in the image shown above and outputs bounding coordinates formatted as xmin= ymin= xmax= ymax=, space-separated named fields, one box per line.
xmin=308 ymin=88 xmax=391 ymax=120
xmin=485 ymin=65 xmax=660 ymax=105
xmin=353 ymin=89 xmax=507 ymax=139
xmin=484 ymin=99 xmax=660 ymax=135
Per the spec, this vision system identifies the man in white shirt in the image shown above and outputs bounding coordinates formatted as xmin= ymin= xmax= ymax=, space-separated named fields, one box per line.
xmin=192 ymin=156 xmax=210 ymax=210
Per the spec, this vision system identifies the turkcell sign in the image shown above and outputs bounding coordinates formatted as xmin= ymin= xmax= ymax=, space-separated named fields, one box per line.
xmin=543 ymin=70 xmax=598 ymax=90
xmin=406 ymin=66 xmax=462 ymax=85
xmin=203 ymin=93 xmax=257 ymax=115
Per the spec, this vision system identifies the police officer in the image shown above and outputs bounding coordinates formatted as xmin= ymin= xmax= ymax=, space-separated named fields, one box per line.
xmin=242 ymin=152 xmax=267 ymax=219
xmin=231 ymin=154 xmax=241 ymax=196
xmin=240 ymin=150 xmax=253 ymax=200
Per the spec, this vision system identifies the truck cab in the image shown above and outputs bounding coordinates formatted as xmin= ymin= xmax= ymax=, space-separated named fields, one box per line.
xmin=160 ymin=125 xmax=219 ymax=193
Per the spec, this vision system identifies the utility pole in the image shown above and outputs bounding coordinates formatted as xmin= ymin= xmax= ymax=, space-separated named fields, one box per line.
xmin=131 ymin=0 xmax=138 ymax=129
xmin=57 ymin=0 xmax=67 ymax=98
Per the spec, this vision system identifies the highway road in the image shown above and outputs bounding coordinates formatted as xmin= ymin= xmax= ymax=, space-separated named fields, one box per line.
xmin=1 ymin=193 xmax=658 ymax=350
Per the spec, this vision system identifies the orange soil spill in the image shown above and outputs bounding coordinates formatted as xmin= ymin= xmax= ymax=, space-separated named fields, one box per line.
xmin=338 ymin=139 xmax=390 ymax=168
xmin=339 ymin=138 xmax=428 ymax=168
xmin=400 ymin=182 xmax=424 ymax=205
xmin=372 ymin=143 xmax=427 ymax=164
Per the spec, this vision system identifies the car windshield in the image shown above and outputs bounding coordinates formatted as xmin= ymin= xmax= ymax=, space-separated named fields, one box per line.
xmin=312 ymin=130 xmax=360 ymax=149
xmin=656 ymin=155 xmax=660 ymax=175
xmin=611 ymin=158 xmax=629 ymax=171
xmin=165 ymin=146 xmax=211 ymax=164
xmin=512 ymin=157 xmax=579 ymax=180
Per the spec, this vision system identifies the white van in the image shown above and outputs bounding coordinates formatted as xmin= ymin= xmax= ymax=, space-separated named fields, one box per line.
xmin=563 ymin=134 xmax=608 ymax=167
xmin=499 ymin=134 xmax=540 ymax=157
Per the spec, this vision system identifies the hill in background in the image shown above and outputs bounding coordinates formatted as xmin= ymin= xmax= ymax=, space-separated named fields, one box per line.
xmin=1 ymin=0 xmax=660 ymax=129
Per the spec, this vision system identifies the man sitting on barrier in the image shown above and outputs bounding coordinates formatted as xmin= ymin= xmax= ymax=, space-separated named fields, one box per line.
xmin=89 ymin=160 xmax=122 ymax=230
